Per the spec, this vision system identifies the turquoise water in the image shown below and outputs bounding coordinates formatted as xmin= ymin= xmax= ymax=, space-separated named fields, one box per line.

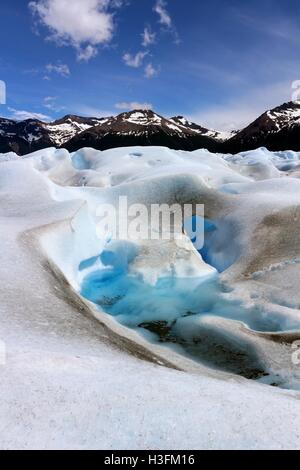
xmin=81 ymin=262 xmax=284 ymax=333
xmin=79 ymin=240 xmax=298 ymax=380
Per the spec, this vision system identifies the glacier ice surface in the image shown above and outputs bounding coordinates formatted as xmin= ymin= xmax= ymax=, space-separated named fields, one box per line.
xmin=2 ymin=145 xmax=300 ymax=448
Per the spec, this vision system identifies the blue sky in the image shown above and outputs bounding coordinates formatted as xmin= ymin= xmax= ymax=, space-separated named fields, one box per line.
xmin=1 ymin=0 xmax=300 ymax=130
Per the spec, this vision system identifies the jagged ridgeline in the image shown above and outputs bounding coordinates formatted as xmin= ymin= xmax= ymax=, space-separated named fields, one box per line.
xmin=2 ymin=101 xmax=300 ymax=155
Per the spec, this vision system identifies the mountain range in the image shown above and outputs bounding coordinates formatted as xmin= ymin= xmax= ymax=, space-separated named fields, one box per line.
xmin=1 ymin=101 xmax=300 ymax=156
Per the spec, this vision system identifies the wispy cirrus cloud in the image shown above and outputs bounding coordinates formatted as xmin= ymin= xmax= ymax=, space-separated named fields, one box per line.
xmin=43 ymin=96 xmax=65 ymax=112
xmin=24 ymin=63 xmax=70 ymax=80
xmin=123 ymin=51 xmax=148 ymax=68
xmin=8 ymin=107 xmax=51 ymax=121
xmin=74 ymin=104 xmax=113 ymax=118
xmin=144 ymin=63 xmax=158 ymax=79
xmin=45 ymin=62 xmax=70 ymax=77
xmin=142 ymin=26 xmax=156 ymax=47
xmin=235 ymin=10 xmax=300 ymax=45
xmin=153 ymin=0 xmax=180 ymax=43
xmin=115 ymin=101 xmax=152 ymax=110
xmin=154 ymin=0 xmax=172 ymax=28
xmin=29 ymin=0 xmax=123 ymax=61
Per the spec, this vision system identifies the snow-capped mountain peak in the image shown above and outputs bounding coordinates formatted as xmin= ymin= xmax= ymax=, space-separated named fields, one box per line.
xmin=120 ymin=109 xmax=163 ymax=126
xmin=170 ymin=116 xmax=236 ymax=141
xmin=224 ymin=100 xmax=300 ymax=153
xmin=2 ymin=101 xmax=300 ymax=156
xmin=265 ymin=101 xmax=300 ymax=130
xmin=44 ymin=115 xmax=107 ymax=146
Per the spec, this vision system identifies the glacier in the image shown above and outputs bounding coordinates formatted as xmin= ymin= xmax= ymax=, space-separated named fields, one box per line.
xmin=1 ymin=145 xmax=300 ymax=449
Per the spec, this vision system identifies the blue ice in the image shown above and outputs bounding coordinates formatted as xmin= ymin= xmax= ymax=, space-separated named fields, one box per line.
xmin=80 ymin=241 xmax=286 ymax=334
xmin=79 ymin=240 xmax=300 ymax=384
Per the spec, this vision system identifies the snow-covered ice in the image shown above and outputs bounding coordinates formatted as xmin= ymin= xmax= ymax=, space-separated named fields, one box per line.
xmin=1 ymin=145 xmax=300 ymax=449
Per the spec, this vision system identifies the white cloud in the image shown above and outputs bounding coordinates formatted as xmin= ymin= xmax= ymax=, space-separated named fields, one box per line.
xmin=43 ymin=96 xmax=65 ymax=112
xmin=142 ymin=27 xmax=156 ymax=47
xmin=154 ymin=0 xmax=172 ymax=28
xmin=76 ymin=45 xmax=98 ymax=62
xmin=75 ymin=105 xmax=113 ymax=117
xmin=44 ymin=96 xmax=56 ymax=103
xmin=46 ymin=62 xmax=70 ymax=77
xmin=123 ymin=51 xmax=148 ymax=68
xmin=29 ymin=0 xmax=120 ymax=61
xmin=144 ymin=63 xmax=158 ymax=79
xmin=8 ymin=107 xmax=51 ymax=121
xmin=115 ymin=101 xmax=152 ymax=110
